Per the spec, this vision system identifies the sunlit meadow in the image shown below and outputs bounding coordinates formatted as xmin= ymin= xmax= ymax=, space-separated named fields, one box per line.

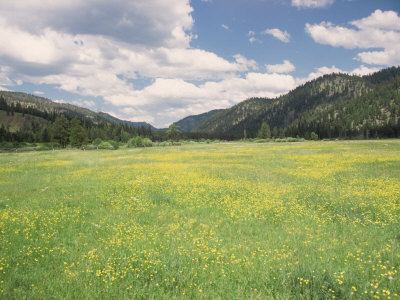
xmin=0 ymin=140 xmax=399 ymax=299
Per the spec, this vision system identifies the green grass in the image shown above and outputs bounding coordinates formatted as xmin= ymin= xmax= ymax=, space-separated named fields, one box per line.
xmin=0 ymin=140 xmax=399 ymax=299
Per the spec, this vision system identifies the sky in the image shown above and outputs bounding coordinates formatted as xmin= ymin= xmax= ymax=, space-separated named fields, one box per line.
xmin=0 ymin=0 xmax=399 ymax=128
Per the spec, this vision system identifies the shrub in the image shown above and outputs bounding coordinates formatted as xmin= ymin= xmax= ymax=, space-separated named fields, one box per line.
xmin=36 ymin=144 xmax=51 ymax=151
xmin=107 ymin=140 xmax=119 ymax=150
xmin=98 ymin=141 xmax=114 ymax=150
xmin=93 ymin=138 xmax=103 ymax=146
xmin=128 ymin=136 xmax=152 ymax=147
xmin=310 ymin=132 xmax=319 ymax=140
xmin=142 ymin=138 xmax=153 ymax=147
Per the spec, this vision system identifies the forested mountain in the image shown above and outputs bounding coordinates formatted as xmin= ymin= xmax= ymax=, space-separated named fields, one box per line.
xmin=97 ymin=112 xmax=160 ymax=131
xmin=194 ymin=67 xmax=400 ymax=139
xmin=173 ymin=109 xmax=223 ymax=132
xmin=0 ymin=92 xmax=155 ymax=144
xmin=0 ymin=91 xmax=155 ymax=129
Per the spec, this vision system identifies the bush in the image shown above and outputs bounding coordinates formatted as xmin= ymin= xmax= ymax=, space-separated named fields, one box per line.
xmin=36 ymin=144 xmax=51 ymax=151
xmin=0 ymin=142 xmax=14 ymax=150
xmin=128 ymin=136 xmax=152 ymax=148
xmin=142 ymin=138 xmax=153 ymax=147
xmin=93 ymin=138 xmax=103 ymax=146
xmin=128 ymin=136 xmax=142 ymax=147
xmin=107 ymin=140 xmax=119 ymax=150
xmin=310 ymin=132 xmax=319 ymax=140
xmin=98 ymin=141 xmax=115 ymax=150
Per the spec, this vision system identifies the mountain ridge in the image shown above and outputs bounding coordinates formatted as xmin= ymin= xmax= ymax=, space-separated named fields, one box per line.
xmin=192 ymin=67 xmax=400 ymax=139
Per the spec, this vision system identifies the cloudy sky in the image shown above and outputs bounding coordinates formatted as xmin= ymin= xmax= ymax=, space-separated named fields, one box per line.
xmin=0 ymin=0 xmax=399 ymax=127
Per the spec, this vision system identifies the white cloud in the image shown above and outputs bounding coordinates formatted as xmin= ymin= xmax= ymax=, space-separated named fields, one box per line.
xmin=233 ymin=54 xmax=258 ymax=71
xmin=263 ymin=28 xmax=290 ymax=43
xmin=350 ymin=9 xmax=400 ymax=31
xmin=249 ymin=37 xmax=258 ymax=44
xmin=350 ymin=65 xmax=380 ymax=76
xmin=109 ymin=72 xmax=298 ymax=126
xmin=0 ymin=0 xmax=194 ymax=48
xmin=221 ymin=24 xmax=230 ymax=31
xmin=302 ymin=65 xmax=344 ymax=82
xmin=34 ymin=91 xmax=44 ymax=95
xmin=266 ymin=60 xmax=296 ymax=73
xmin=291 ymin=0 xmax=334 ymax=8
xmin=306 ymin=10 xmax=400 ymax=66
xmin=297 ymin=65 xmax=383 ymax=85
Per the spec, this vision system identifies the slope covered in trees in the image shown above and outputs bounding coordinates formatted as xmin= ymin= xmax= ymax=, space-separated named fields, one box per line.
xmin=194 ymin=67 xmax=400 ymax=139
xmin=173 ymin=109 xmax=223 ymax=132
xmin=0 ymin=93 xmax=154 ymax=145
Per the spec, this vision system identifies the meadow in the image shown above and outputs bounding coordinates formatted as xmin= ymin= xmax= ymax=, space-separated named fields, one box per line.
xmin=0 ymin=140 xmax=399 ymax=299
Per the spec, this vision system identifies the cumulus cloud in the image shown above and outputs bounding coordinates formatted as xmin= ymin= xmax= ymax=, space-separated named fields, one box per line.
xmin=350 ymin=65 xmax=380 ymax=76
xmin=263 ymin=28 xmax=290 ymax=43
xmin=112 ymin=72 xmax=297 ymax=127
xmin=291 ymin=0 xmax=334 ymax=8
xmin=306 ymin=10 xmax=400 ymax=66
xmin=0 ymin=1 xmax=390 ymax=127
xmin=297 ymin=65 xmax=383 ymax=85
xmin=0 ymin=0 xmax=194 ymax=48
xmin=266 ymin=60 xmax=296 ymax=73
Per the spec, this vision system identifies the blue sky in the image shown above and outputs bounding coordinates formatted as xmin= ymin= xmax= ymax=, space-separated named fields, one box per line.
xmin=0 ymin=0 xmax=399 ymax=127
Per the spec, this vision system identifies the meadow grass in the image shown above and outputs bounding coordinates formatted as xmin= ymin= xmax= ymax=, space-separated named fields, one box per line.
xmin=0 ymin=140 xmax=399 ymax=299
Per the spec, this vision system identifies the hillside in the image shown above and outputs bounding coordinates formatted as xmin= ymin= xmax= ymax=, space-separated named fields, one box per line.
xmin=0 ymin=91 xmax=156 ymax=130
xmin=0 ymin=110 xmax=49 ymax=132
xmin=194 ymin=67 xmax=400 ymax=139
xmin=98 ymin=112 xmax=160 ymax=131
xmin=0 ymin=92 xmax=156 ymax=144
xmin=173 ymin=109 xmax=223 ymax=132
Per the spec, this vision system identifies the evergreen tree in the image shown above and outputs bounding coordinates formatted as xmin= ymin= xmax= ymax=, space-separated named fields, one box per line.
xmin=257 ymin=122 xmax=271 ymax=139
xmin=41 ymin=126 xmax=51 ymax=143
xmin=69 ymin=118 xmax=88 ymax=147
xmin=0 ymin=96 xmax=7 ymax=111
xmin=52 ymin=115 xmax=70 ymax=147
xmin=272 ymin=126 xmax=278 ymax=138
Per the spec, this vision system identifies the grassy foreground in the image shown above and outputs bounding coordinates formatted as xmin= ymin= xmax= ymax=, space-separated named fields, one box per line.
xmin=0 ymin=141 xmax=399 ymax=299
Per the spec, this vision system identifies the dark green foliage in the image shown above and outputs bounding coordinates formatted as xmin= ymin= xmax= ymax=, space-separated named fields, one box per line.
xmin=194 ymin=67 xmax=400 ymax=139
xmin=69 ymin=118 xmax=88 ymax=147
xmin=0 ymin=91 xmax=156 ymax=144
xmin=51 ymin=115 xmax=70 ymax=147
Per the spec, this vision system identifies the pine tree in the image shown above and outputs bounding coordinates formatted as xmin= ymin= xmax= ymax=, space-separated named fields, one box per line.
xmin=69 ymin=118 xmax=88 ymax=147
xmin=257 ymin=122 xmax=271 ymax=139
xmin=52 ymin=115 xmax=70 ymax=147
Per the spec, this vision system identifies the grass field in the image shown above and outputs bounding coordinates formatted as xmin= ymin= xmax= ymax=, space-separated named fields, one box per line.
xmin=0 ymin=140 xmax=399 ymax=299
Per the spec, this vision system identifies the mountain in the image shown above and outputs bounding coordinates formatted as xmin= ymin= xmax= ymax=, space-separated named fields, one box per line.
xmin=0 ymin=91 xmax=158 ymax=130
xmin=194 ymin=67 xmax=400 ymax=139
xmin=98 ymin=112 xmax=161 ymax=131
xmin=173 ymin=109 xmax=223 ymax=132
